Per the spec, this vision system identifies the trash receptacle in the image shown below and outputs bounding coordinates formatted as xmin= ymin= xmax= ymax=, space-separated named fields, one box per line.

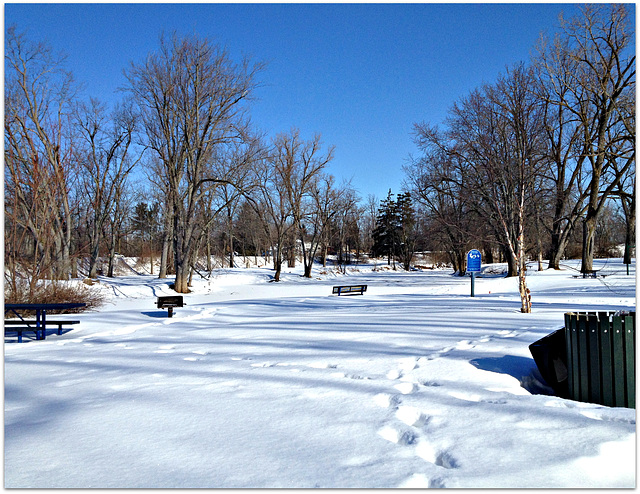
xmin=564 ymin=311 xmax=635 ymax=408
xmin=529 ymin=328 xmax=569 ymax=398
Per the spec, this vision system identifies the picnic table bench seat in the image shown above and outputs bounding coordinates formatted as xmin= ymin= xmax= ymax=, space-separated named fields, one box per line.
xmin=4 ymin=319 xmax=80 ymax=342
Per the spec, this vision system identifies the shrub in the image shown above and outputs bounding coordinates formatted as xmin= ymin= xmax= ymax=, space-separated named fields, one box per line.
xmin=4 ymin=280 xmax=105 ymax=314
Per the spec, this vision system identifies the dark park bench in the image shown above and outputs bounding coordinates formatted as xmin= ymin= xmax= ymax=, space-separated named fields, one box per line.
xmin=332 ymin=285 xmax=367 ymax=296
xmin=156 ymin=296 xmax=184 ymax=318
xmin=573 ymin=269 xmax=607 ymax=279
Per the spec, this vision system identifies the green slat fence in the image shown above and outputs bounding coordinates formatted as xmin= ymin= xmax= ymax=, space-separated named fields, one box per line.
xmin=564 ymin=311 xmax=635 ymax=408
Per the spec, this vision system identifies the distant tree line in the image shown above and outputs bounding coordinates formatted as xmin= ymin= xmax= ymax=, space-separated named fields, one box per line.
xmin=4 ymin=5 xmax=634 ymax=304
xmin=404 ymin=4 xmax=634 ymax=312
xmin=4 ymin=27 xmax=369 ymax=296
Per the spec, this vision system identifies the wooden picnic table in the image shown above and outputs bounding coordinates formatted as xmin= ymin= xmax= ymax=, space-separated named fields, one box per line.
xmin=4 ymin=303 xmax=86 ymax=342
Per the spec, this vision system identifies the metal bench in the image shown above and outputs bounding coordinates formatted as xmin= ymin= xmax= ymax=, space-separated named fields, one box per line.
xmin=4 ymin=319 xmax=80 ymax=342
xmin=572 ymin=270 xmax=607 ymax=279
xmin=332 ymin=285 xmax=367 ymax=296
xmin=156 ymin=296 xmax=184 ymax=318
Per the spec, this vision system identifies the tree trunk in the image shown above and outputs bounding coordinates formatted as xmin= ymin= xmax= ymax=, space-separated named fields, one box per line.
xmin=174 ymin=261 xmax=189 ymax=293
xmin=547 ymin=231 xmax=563 ymax=270
xmin=148 ymin=229 xmax=155 ymax=275
xmin=188 ymin=265 xmax=194 ymax=287
xmin=159 ymin=236 xmax=169 ymax=278
xmin=300 ymin=232 xmax=313 ymax=278
xmin=274 ymin=258 xmax=282 ymax=282
xmin=107 ymin=231 xmax=117 ymax=277
xmin=623 ymin=215 xmax=635 ymax=266
xmin=504 ymin=244 xmax=518 ymax=278
xmin=483 ymin=244 xmax=494 ymax=265
xmin=304 ymin=263 xmax=313 ymax=278
xmin=450 ymin=250 xmax=466 ymax=276
xmin=448 ymin=251 xmax=456 ymax=272
xmin=88 ymin=238 xmax=100 ymax=279
xmin=518 ymin=233 xmax=531 ymax=313
xmin=581 ymin=216 xmax=596 ymax=274
xmin=518 ymin=270 xmax=532 ymax=313
xmin=71 ymin=255 xmax=78 ymax=279
xmin=535 ymin=227 xmax=544 ymax=272
xmin=173 ymin=219 xmax=198 ymax=293
xmin=159 ymin=219 xmax=172 ymax=279
xmin=206 ymin=228 xmax=213 ymax=272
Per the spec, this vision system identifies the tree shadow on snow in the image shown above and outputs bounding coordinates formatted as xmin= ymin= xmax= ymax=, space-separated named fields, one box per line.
xmin=470 ymin=355 xmax=555 ymax=396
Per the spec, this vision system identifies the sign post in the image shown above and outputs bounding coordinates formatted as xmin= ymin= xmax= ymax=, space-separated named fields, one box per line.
xmin=624 ymin=244 xmax=634 ymax=276
xmin=467 ymin=249 xmax=482 ymax=297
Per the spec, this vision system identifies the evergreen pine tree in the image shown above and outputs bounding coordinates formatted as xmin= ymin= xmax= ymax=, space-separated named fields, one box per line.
xmin=371 ymin=191 xmax=417 ymax=270
xmin=372 ymin=190 xmax=400 ymax=266
xmin=396 ymin=192 xmax=417 ymax=270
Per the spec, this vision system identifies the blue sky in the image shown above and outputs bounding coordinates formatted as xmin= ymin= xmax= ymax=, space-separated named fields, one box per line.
xmin=5 ymin=2 xmax=588 ymax=201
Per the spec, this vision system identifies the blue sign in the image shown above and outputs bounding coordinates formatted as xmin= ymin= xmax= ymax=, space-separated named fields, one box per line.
xmin=467 ymin=249 xmax=482 ymax=273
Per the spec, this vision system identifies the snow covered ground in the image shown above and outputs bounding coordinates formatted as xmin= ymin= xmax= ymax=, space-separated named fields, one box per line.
xmin=4 ymin=258 xmax=636 ymax=488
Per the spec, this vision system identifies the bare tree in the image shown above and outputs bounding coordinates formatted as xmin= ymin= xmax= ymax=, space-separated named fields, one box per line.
xmin=234 ymin=199 xmax=269 ymax=266
xmin=610 ymin=103 xmax=636 ymax=270
xmin=144 ymin=156 xmax=174 ymax=278
xmin=470 ymin=66 xmax=546 ymax=311
xmin=405 ymin=138 xmax=475 ymax=274
xmin=554 ymin=5 xmax=634 ymax=274
xmin=411 ymin=65 xmax=545 ymax=312
xmin=124 ymin=32 xmax=262 ymax=292
xmin=251 ymin=152 xmax=293 ymax=282
xmin=106 ymin=179 xmax=136 ymax=277
xmin=332 ymin=186 xmax=360 ymax=274
xmin=212 ymin=137 xmax=266 ymax=270
xmin=302 ymin=175 xmax=342 ymax=276
xmin=533 ymin=37 xmax=591 ymax=269
xmin=407 ymin=4 xmax=633 ymax=287
xmin=244 ymin=131 xmax=330 ymax=281
xmin=5 ymin=26 xmax=80 ymax=291
xmin=360 ymin=194 xmax=378 ymax=259
xmin=273 ymin=130 xmax=335 ymax=278
xmin=75 ymin=99 xmax=143 ymax=278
